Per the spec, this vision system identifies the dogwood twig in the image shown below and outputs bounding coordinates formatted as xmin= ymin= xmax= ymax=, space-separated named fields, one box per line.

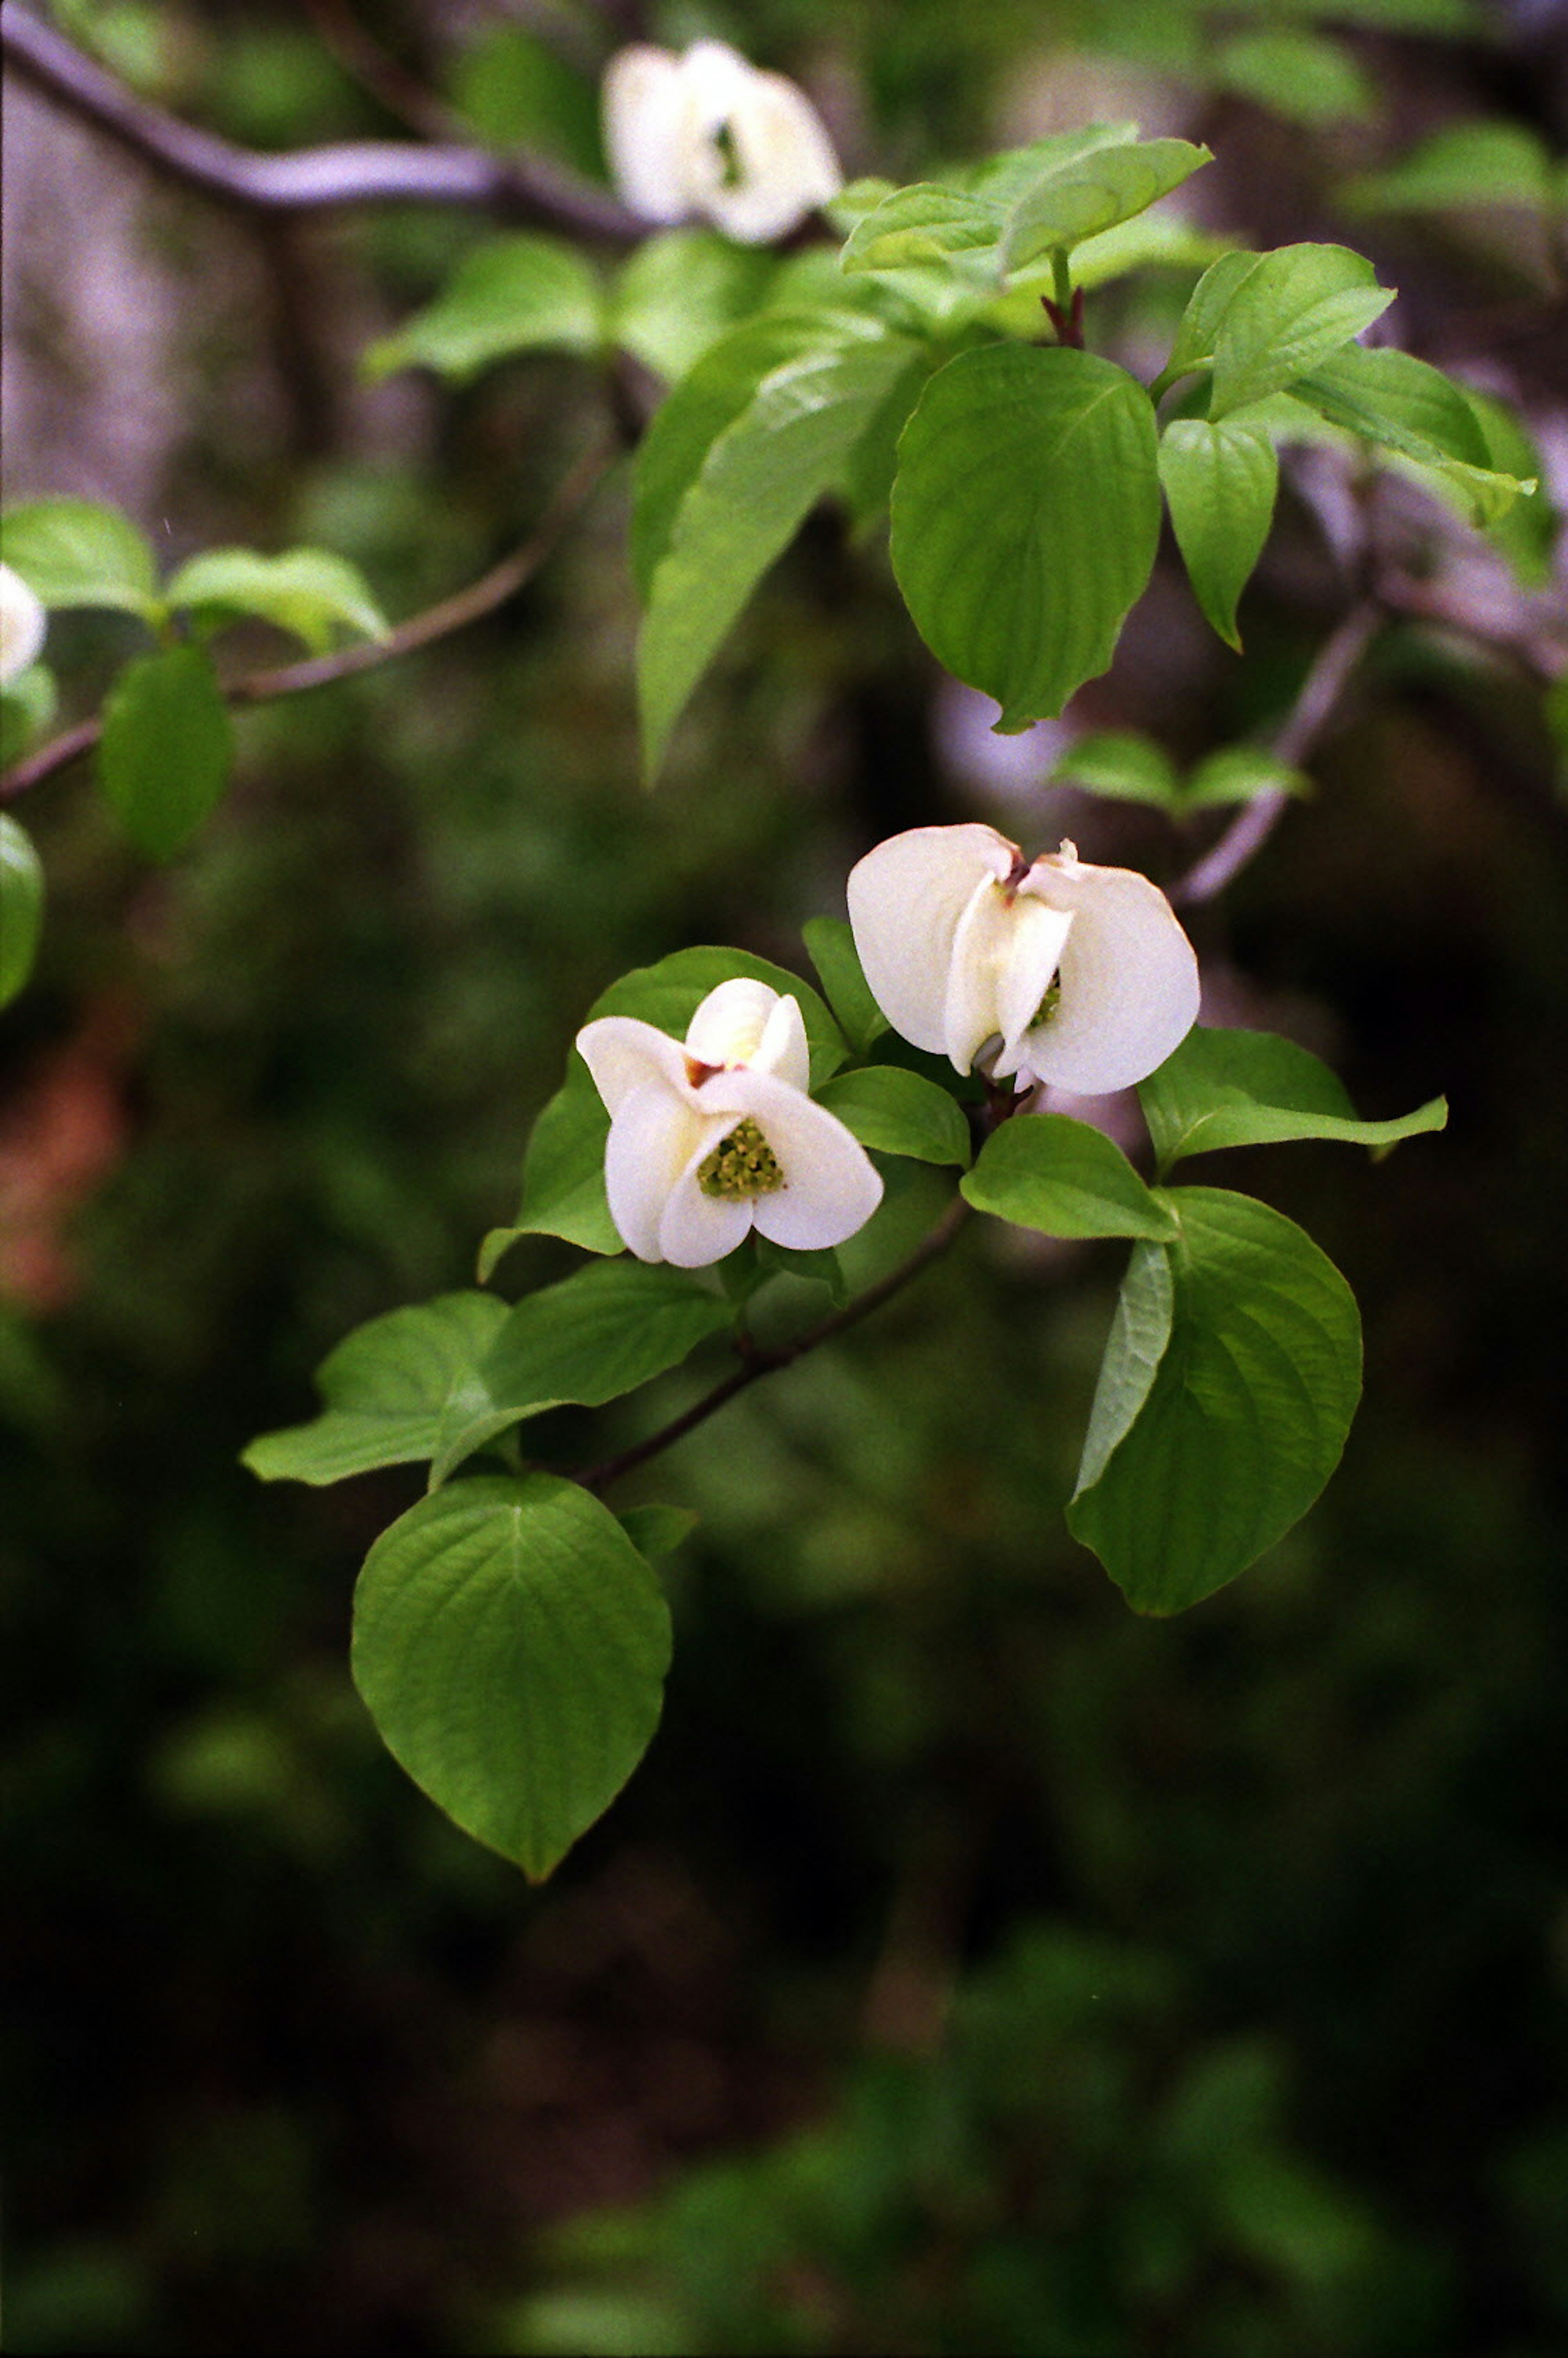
xmin=0 ymin=435 xmax=617 ymax=804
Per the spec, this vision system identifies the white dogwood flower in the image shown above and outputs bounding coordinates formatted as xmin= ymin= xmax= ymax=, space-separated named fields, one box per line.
xmin=847 ymin=824 xmax=1200 ymax=1095
xmin=603 ymin=39 xmax=842 ymax=244
xmin=0 ymin=563 xmax=47 ymax=688
xmin=576 ymin=976 xmax=882 ymax=1267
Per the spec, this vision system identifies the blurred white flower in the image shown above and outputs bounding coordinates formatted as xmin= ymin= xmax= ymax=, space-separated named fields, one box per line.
xmin=603 ymin=39 xmax=841 ymax=244
xmin=0 ymin=563 xmax=47 ymax=688
xmin=577 ymin=976 xmax=882 ymax=1267
xmin=847 ymin=823 xmax=1199 ymax=1094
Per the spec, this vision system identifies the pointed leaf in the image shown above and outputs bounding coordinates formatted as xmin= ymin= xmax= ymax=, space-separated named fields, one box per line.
xmin=243 ymin=1293 xmax=510 ymax=1485
xmin=816 ymin=1065 xmax=971 ymax=1166
xmin=166 ymin=547 xmax=388 ymax=651
xmin=961 ymin=1113 xmax=1178 ymax=1241
xmin=1209 ymin=244 xmax=1394 ymax=419
xmin=352 ymin=1473 xmax=671 ymax=1878
xmin=1000 ymin=139 xmax=1212 ymax=272
xmin=1074 ymin=1241 xmax=1175 ymax=1495
xmin=1140 ymin=1025 xmax=1447 ymax=1173
xmin=841 ymin=185 xmax=1005 ymax=275
xmin=1069 ymin=1189 xmax=1361 ymax=1610
xmin=0 ymin=814 xmax=45 ymax=1007
xmin=960 ymin=124 xmax=1143 ymax=204
xmin=2 ymin=497 xmax=161 ymax=623
xmin=98 ymin=644 xmax=234 ymax=860
xmin=802 ymin=914 xmax=887 ymax=1053
xmin=891 ymin=344 xmax=1161 ymax=730
xmin=364 ymin=232 xmax=604 ymax=381
xmin=1160 ymin=415 xmax=1278 ymax=648
xmin=1290 ymin=345 xmax=1530 ymax=528
xmin=1162 ymin=250 xmax=1263 ymax=385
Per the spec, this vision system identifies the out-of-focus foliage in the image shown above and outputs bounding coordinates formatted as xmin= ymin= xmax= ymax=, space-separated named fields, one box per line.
xmin=3 ymin=0 xmax=1566 ymax=2351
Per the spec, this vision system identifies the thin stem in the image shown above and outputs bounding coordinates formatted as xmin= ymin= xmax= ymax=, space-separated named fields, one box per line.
xmin=1 ymin=3 xmax=643 ymax=238
xmin=0 ymin=435 xmax=617 ymax=803
xmin=1171 ymin=600 xmax=1382 ymax=908
xmin=579 ymin=1197 xmax=972 ymax=1494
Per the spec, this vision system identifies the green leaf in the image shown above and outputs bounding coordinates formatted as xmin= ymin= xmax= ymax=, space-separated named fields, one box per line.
xmin=0 ymin=662 xmax=56 ymax=765
xmin=1344 ymin=121 xmax=1555 ymax=216
xmin=1139 ymin=1025 xmax=1448 ymax=1173
xmin=165 ymin=546 xmax=388 ymax=652
xmin=816 ymin=1065 xmax=971 ymax=1167
xmin=639 ymin=326 xmax=921 ymax=776
xmin=961 ymin=1114 xmax=1179 ymax=1241
xmin=1184 ymin=747 xmax=1309 ymax=809
xmin=97 ymin=644 xmax=234 ymax=860
xmin=616 ymin=1503 xmax=699 ymax=1563
xmin=890 ymin=344 xmax=1161 ymax=731
xmin=1465 ymin=390 xmax=1557 ymax=588
xmin=1073 ymin=1241 xmax=1175 ymax=1495
xmin=430 ymin=1259 xmax=733 ymax=1487
xmin=451 ymin=23 xmax=603 ymax=174
xmin=0 ymin=813 xmax=45 ymax=1007
xmin=351 ymin=1473 xmax=671 ymax=1878
xmin=1 ymin=497 xmax=162 ymax=623
xmin=1051 ymin=729 xmax=1180 ymax=809
xmin=1161 ymin=250 xmax=1263 ymax=386
xmin=1212 ymin=31 xmax=1377 ymax=128
xmin=1290 ymin=345 xmax=1530 ymax=528
xmin=242 ymin=1292 xmax=510 ymax=1484
xmin=802 ymin=915 xmax=887 ymax=1054
xmin=1068 ymin=1189 xmax=1362 ymax=1611
xmin=961 ymin=124 xmax=1144 ymax=204
xmin=364 ymin=232 xmax=604 ymax=381
xmin=1000 ymin=139 xmax=1212 ymax=273
xmin=841 ymin=183 xmax=1005 ymax=276
xmin=1208 ymin=244 xmax=1394 ymax=419
xmin=1159 ymin=415 xmax=1278 ymax=649
xmin=609 ymin=229 xmax=777 ymax=384
xmin=506 ymin=946 xmax=849 ymax=1254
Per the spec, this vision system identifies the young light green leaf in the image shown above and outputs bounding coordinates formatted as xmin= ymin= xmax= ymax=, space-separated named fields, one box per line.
xmin=1344 ymin=120 xmax=1554 ymax=216
xmin=430 ymin=1259 xmax=733 ymax=1487
xmin=841 ymin=184 xmax=1005 ymax=276
xmin=352 ymin=1473 xmax=671 ymax=1879
xmin=364 ymin=232 xmax=604 ymax=381
xmin=97 ymin=644 xmax=234 ymax=860
xmin=242 ymin=1292 xmax=510 ymax=1484
xmin=1159 ymin=415 xmax=1278 ymax=649
xmin=1212 ymin=30 xmax=1377 ymax=128
xmin=166 ymin=547 xmax=389 ymax=652
xmin=1069 ymin=1188 xmax=1362 ymax=1612
xmin=1209 ymin=244 xmax=1394 ymax=419
xmin=1 ymin=497 xmax=162 ymax=623
xmin=639 ymin=328 xmax=922 ymax=777
xmin=1000 ymin=139 xmax=1212 ymax=274
xmin=961 ymin=1114 xmax=1179 ymax=1241
xmin=890 ymin=344 xmax=1161 ymax=731
xmin=1160 ymin=249 xmax=1263 ymax=386
xmin=1465 ymin=390 xmax=1557 ymax=588
xmin=802 ymin=915 xmax=887 ymax=1054
xmin=609 ymin=229 xmax=776 ymax=384
xmin=960 ymin=125 xmax=1143 ymax=205
xmin=1139 ymin=1025 xmax=1448 ymax=1173
xmin=1051 ymin=730 xmax=1181 ymax=809
xmin=1073 ymin=1241 xmax=1175 ymax=1496
xmin=1290 ymin=346 xmax=1530 ymax=528
xmin=0 ymin=813 xmax=45 ymax=1007
xmin=1184 ymin=747 xmax=1309 ymax=809
xmin=816 ymin=1065 xmax=971 ymax=1167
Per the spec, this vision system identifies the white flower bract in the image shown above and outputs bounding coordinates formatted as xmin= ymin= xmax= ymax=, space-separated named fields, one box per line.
xmin=602 ymin=39 xmax=842 ymax=244
xmin=0 ymin=562 xmax=47 ymax=689
xmin=847 ymin=824 xmax=1200 ymax=1095
xmin=576 ymin=977 xmax=882 ymax=1268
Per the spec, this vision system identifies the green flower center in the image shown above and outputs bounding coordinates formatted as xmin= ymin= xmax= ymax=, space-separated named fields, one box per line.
xmin=698 ymin=1117 xmax=785 ymax=1200
xmin=713 ymin=120 xmax=744 ymax=191
xmin=1031 ymin=981 xmax=1062 ymax=1029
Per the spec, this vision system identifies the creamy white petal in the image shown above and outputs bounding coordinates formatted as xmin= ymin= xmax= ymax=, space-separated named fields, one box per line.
xmin=0 ymin=562 xmax=47 ymax=688
xmin=991 ymin=896 xmax=1077 ymax=1079
xmin=1016 ymin=858 xmax=1200 ymax=1092
xmin=602 ymin=45 xmax=693 ymax=223
xmin=657 ymin=1119 xmax=756 ymax=1267
xmin=847 ymin=824 xmax=1017 ymax=1056
xmin=603 ymin=1081 xmax=705 ymax=1261
xmin=753 ymin=990 xmax=810 ymax=1090
xmin=685 ymin=977 xmax=780 ymax=1070
xmin=577 ymin=1014 xmax=697 ymax=1117
xmin=698 ymin=69 xmax=842 ymax=242
xmin=942 ymin=871 xmax=1009 ymax=1073
xmin=702 ymin=1069 xmax=883 ymax=1250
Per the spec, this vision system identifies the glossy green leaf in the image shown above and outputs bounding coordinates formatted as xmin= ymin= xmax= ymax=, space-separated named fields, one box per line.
xmin=166 ymin=546 xmax=389 ymax=651
xmin=364 ymin=232 xmax=604 ymax=381
xmin=1140 ymin=1025 xmax=1448 ymax=1174
xmin=1073 ymin=1240 xmax=1175 ymax=1496
xmin=505 ymin=946 xmax=849 ymax=1254
xmin=1466 ymin=390 xmax=1557 ymax=588
xmin=961 ymin=126 xmax=1143 ymax=204
xmin=1212 ymin=31 xmax=1377 ymax=127
xmin=639 ymin=327 xmax=921 ymax=775
xmin=1209 ymin=244 xmax=1394 ymax=419
xmin=802 ymin=915 xmax=887 ymax=1054
xmin=352 ymin=1473 xmax=671 ymax=1878
xmin=891 ymin=344 xmax=1161 ymax=731
xmin=1000 ymin=139 xmax=1212 ymax=273
xmin=961 ymin=1114 xmax=1178 ymax=1241
xmin=1 ymin=497 xmax=161 ymax=622
xmin=1159 ymin=415 xmax=1278 ymax=649
xmin=1345 ymin=121 xmax=1555 ymax=216
xmin=0 ymin=813 xmax=45 ymax=1007
xmin=840 ymin=184 xmax=1004 ymax=276
xmin=610 ymin=230 xmax=776 ymax=384
xmin=242 ymin=1293 xmax=509 ymax=1484
xmin=1051 ymin=729 xmax=1180 ymax=809
xmin=1161 ymin=250 xmax=1263 ymax=386
xmin=430 ymin=1259 xmax=733 ymax=1487
xmin=97 ymin=644 xmax=234 ymax=860
xmin=816 ymin=1065 xmax=971 ymax=1167
xmin=1184 ymin=747 xmax=1309 ymax=809
xmin=1290 ymin=346 xmax=1530 ymax=527
xmin=1069 ymin=1188 xmax=1362 ymax=1611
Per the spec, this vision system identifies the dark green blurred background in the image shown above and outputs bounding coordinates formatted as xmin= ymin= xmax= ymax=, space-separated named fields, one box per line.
xmin=3 ymin=2 xmax=1566 ymax=2351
